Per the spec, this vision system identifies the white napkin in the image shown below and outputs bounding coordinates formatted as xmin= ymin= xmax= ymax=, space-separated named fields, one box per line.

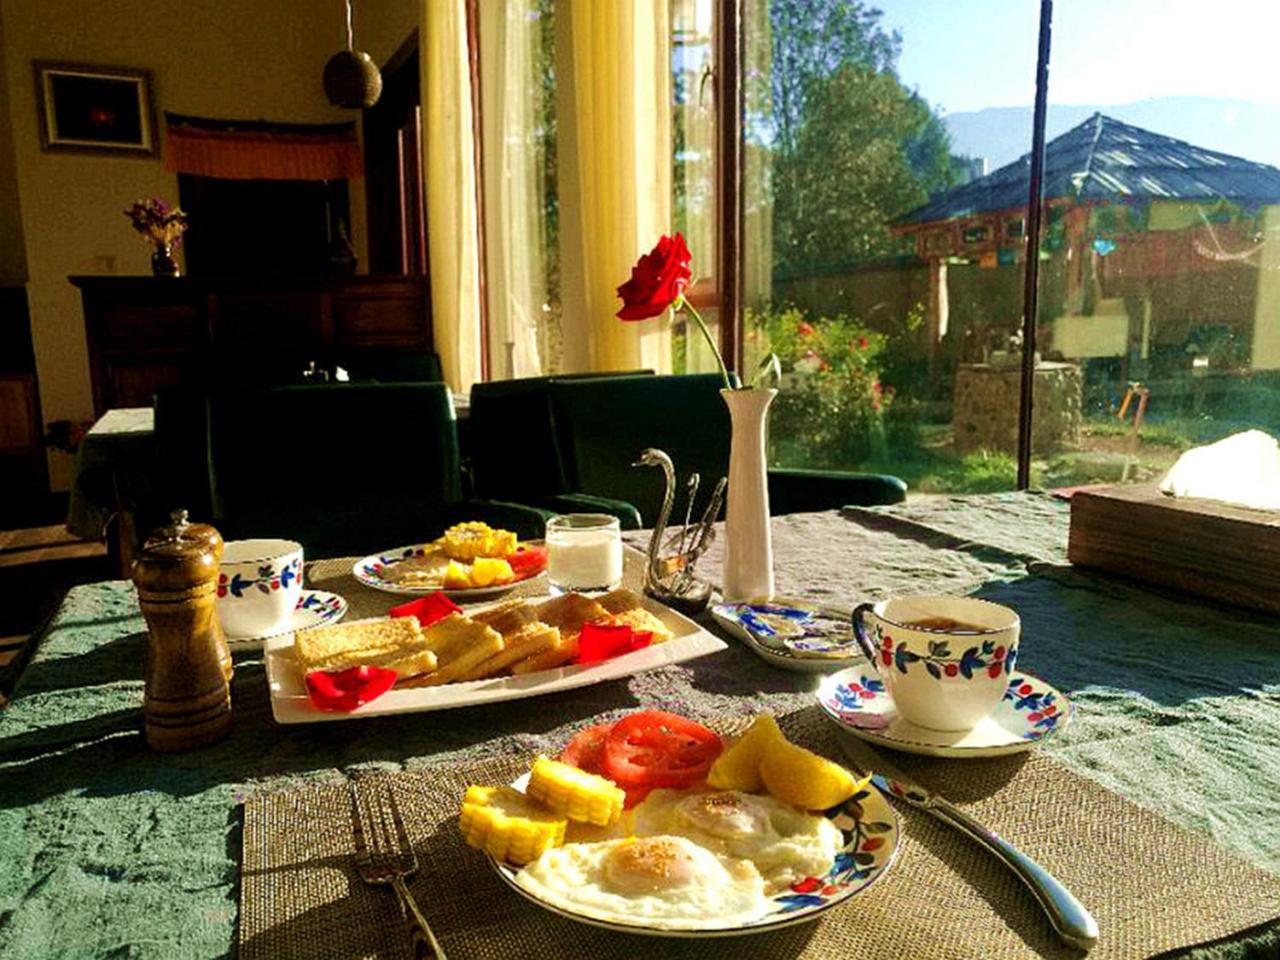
xmin=1159 ymin=430 xmax=1280 ymax=510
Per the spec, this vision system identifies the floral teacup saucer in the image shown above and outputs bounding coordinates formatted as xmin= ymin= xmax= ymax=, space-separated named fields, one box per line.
xmin=224 ymin=590 xmax=347 ymax=650
xmin=816 ymin=666 xmax=1073 ymax=758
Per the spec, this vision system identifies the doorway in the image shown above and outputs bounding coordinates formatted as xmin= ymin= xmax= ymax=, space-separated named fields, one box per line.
xmin=363 ymin=32 xmax=427 ymax=276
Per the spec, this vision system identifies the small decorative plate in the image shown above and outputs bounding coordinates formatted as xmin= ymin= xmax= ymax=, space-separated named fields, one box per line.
xmin=488 ymin=773 xmax=900 ymax=937
xmin=224 ymin=590 xmax=348 ymax=650
xmin=352 ymin=543 xmax=545 ymax=598
xmin=817 ymin=666 xmax=1073 ymax=758
xmin=710 ymin=599 xmax=863 ymax=672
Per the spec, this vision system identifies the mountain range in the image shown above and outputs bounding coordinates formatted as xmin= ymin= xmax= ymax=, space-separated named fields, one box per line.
xmin=943 ymin=97 xmax=1280 ymax=173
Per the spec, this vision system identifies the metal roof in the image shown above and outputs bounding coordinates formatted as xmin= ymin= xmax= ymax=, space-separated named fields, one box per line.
xmin=896 ymin=113 xmax=1280 ymax=226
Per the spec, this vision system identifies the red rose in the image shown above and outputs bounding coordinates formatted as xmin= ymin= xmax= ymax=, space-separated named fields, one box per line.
xmin=858 ymin=336 xmax=869 ymax=349
xmin=798 ymin=321 xmax=815 ymax=336
xmin=616 ymin=233 xmax=692 ymax=320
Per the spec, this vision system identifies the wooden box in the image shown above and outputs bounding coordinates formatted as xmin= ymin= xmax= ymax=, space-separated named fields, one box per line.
xmin=1068 ymin=483 xmax=1280 ymax=615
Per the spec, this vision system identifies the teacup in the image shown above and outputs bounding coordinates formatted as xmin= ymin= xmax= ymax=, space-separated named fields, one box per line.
xmin=852 ymin=596 xmax=1020 ymax=732
xmin=216 ymin=539 xmax=304 ymax=639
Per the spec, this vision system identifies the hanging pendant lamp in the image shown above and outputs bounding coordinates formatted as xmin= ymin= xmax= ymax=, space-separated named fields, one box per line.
xmin=323 ymin=0 xmax=382 ymax=109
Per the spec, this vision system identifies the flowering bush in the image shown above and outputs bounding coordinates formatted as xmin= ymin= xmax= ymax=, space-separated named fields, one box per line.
xmin=124 ymin=197 xmax=188 ymax=248
xmin=747 ymin=307 xmax=894 ymax=468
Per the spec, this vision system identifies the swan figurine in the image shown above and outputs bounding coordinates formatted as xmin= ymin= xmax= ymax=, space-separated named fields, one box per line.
xmin=631 ymin=448 xmax=725 ymax=614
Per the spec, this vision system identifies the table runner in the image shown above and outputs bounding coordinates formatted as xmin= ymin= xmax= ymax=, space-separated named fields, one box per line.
xmin=5 ymin=494 xmax=1280 ymax=959
xmin=239 ymin=708 xmax=1280 ymax=960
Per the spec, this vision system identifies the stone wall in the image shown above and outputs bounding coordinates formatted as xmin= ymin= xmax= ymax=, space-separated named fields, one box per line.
xmin=953 ymin=361 xmax=1083 ymax=454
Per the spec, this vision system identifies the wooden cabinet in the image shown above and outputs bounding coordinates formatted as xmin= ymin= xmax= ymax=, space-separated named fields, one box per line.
xmin=71 ymin=275 xmax=434 ymax=414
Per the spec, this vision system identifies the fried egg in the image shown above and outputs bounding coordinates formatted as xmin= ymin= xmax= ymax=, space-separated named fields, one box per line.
xmin=628 ymin=788 xmax=843 ymax=893
xmin=514 ymin=835 xmax=771 ymax=929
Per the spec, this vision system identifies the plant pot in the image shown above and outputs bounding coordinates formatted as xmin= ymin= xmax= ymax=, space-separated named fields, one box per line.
xmin=721 ymin=387 xmax=776 ymax=601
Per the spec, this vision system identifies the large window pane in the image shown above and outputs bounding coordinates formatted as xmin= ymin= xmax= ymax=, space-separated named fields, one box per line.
xmin=743 ymin=0 xmax=1039 ymax=492
xmin=1035 ymin=0 xmax=1280 ymax=488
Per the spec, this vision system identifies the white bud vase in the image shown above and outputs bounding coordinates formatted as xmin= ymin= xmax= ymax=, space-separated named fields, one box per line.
xmin=721 ymin=387 xmax=776 ymax=601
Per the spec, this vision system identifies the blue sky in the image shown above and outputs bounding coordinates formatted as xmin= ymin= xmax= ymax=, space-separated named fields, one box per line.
xmin=874 ymin=0 xmax=1280 ymax=114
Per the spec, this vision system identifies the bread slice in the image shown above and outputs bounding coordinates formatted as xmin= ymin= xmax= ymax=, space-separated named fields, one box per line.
xmin=401 ymin=613 xmax=504 ymax=687
xmin=472 ymin=600 xmax=538 ymax=635
xmin=598 ymin=588 xmax=644 ymax=615
xmin=293 ymin=617 xmax=436 ymax=678
xmin=509 ymin=633 xmax=578 ymax=674
xmin=600 ymin=607 xmax=674 ymax=644
xmin=535 ymin=593 xmax=608 ymax=635
xmin=458 ymin=621 xmax=561 ymax=681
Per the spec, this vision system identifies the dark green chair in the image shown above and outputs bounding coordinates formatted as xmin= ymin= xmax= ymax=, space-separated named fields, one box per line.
xmin=546 ymin=374 xmax=907 ymax=528
xmin=338 ymin=348 xmax=443 ymax=384
xmin=467 ymin=371 xmax=654 ymax=527
xmin=156 ymin=382 xmax=550 ymax=558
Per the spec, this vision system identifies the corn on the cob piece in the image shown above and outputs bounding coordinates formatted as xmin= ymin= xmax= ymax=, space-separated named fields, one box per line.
xmin=459 ymin=785 xmax=566 ymax=865
xmin=441 ymin=522 xmax=518 ymax=562
xmin=526 ymin=755 xmax=625 ymax=826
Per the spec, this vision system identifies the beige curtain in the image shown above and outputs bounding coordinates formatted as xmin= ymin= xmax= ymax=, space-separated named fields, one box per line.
xmin=423 ymin=0 xmax=484 ymax=392
xmin=556 ymin=0 xmax=674 ymax=374
xmin=479 ymin=0 xmax=547 ymax=379
xmin=672 ymin=0 xmax=720 ymax=376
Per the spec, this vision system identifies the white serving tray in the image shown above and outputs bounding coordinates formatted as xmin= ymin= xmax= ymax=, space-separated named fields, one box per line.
xmin=265 ymin=593 xmax=728 ymax=723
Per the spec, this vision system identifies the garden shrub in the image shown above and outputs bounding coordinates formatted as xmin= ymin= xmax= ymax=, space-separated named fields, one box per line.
xmin=748 ymin=306 xmax=893 ymax=469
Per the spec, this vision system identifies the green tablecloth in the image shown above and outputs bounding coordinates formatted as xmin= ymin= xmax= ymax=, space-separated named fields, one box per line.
xmin=3 ymin=492 xmax=1279 ymax=958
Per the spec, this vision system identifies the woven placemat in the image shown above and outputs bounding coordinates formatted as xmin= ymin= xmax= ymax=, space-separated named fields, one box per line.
xmin=238 ymin=708 xmax=1280 ymax=960
xmin=305 ymin=546 xmax=650 ymax=623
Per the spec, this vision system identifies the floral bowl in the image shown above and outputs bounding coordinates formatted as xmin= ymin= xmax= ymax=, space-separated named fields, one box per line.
xmin=216 ymin=539 xmax=304 ymax=639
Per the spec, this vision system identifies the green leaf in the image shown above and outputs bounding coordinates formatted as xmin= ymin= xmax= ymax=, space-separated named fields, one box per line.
xmin=750 ymin=351 xmax=783 ymax=389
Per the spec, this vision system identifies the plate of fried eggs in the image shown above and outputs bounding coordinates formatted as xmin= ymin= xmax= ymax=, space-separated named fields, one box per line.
xmin=460 ymin=714 xmax=901 ymax=936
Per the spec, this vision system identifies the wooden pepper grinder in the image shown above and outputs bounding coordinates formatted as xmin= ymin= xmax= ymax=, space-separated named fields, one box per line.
xmin=133 ymin=509 xmax=233 ymax=752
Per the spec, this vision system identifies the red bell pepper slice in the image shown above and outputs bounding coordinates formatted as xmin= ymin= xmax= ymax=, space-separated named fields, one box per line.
xmin=388 ymin=591 xmax=461 ymax=627
xmin=305 ymin=665 xmax=398 ymax=712
xmin=575 ymin=623 xmax=653 ymax=664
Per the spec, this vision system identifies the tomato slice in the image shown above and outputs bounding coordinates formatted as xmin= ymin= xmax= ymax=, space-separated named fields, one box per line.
xmin=558 ymin=722 xmax=614 ymax=775
xmin=601 ymin=711 xmax=723 ymax=788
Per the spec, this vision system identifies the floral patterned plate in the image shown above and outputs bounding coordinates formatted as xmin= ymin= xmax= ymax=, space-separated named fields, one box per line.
xmin=487 ymin=772 xmax=900 ymax=937
xmin=710 ymin=599 xmax=862 ymax=673
xmin=224 ymin=589 xmax=348 ymax=650
xmin=352 ymin=543 xmax=545 ymax=598
xmin=817 ymin=666 xmax=1073 ymax=758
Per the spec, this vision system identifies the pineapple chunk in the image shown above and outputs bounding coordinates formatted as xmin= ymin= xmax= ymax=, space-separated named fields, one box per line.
xmin=526 ymin=755 xmax=624 ymax=826
xmin=443 ymin=560 xmax=473 ymax=590
xmin=706 ymin=714 xmax=784 ymax=792
xmin=459 ymin=785 xmax=566 ymax=864
xmin=758 ymin=739 xmax=870 ymax=811
xmin=470 ymin=557 xmax=515 ymax=587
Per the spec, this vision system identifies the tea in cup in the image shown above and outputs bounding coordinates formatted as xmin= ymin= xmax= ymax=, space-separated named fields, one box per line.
xmin=852 ymin=596 xmax=1019 ymax=732
xmin=216 ymin=539 xmax=304 ymax=638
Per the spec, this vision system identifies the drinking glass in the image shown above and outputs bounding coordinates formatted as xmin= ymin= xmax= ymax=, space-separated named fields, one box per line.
xmin=545 ymin=514 xmax=623 ymax=594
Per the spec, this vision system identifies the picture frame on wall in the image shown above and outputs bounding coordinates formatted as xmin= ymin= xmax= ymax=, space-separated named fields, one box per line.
xmin=33 ymin=61 xmax=157 ymax=157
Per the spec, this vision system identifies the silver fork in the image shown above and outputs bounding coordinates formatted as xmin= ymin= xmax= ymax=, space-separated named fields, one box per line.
xmin=349 ymin=779 xmax=448 ymax=960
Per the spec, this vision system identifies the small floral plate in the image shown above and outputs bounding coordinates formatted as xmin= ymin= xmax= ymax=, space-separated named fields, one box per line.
xmin=352 ymin=543 xmax=545 ymax=599
xmin=817 ymin=666 xmax=1073 ymax=758
xmin=710 ymin=599 xmax=862 ymax=673
xmin=487 ymin=772 xmax=900 ymax=937
xmin=224 ymin=589 xmax=347 ymax=650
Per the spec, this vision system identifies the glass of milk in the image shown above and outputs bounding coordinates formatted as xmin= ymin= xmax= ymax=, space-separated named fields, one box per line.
xmin=545 ymin=514 xmax=623 ymax=594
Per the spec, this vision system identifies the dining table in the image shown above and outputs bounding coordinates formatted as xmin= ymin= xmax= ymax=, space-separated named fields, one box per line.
xmin=3 ymin=491 xmax=1279 ymax=959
